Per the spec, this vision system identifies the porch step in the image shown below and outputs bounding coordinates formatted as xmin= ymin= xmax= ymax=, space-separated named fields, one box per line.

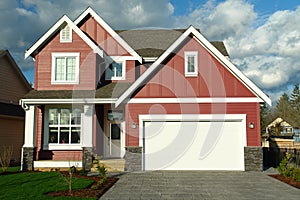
xmin=91 ymin=159 xmax=125 ymax=172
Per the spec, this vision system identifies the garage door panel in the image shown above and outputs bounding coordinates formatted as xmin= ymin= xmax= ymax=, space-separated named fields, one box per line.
xmin=144 ymin=120 xmax=245 ymax=170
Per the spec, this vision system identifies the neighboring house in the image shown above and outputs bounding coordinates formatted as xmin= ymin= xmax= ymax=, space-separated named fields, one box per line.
xmin=265 ymin=117 xmax=300 ymax=147
xmin=21 ymin=7 xmax=271 ymax=171
xmin=0 ymin=50 xmax=31 ymax=163
xmin=266 ymin=117 xmax=294 ymax=138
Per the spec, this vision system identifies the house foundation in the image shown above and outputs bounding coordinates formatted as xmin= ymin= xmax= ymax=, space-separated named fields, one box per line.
xmin=125 ymin=146 xmax=142 ymax=171
xmin=244 ymin=146 xmax=263 ymax=171
xmin=22 ymin=147 xmax=35 ymax=171
xmin=82 ymin=147 xmax=93 ymax=171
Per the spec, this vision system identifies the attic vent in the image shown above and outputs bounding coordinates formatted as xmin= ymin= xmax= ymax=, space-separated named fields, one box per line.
xmin=60 ymin=25 xmax=72 ymax=43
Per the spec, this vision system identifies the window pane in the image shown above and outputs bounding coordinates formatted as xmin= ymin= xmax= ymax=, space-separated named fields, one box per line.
xmin=66 ymin=57 xmax=76 ymax=81
xmin=49 ymin=109 xmax=58 ymax=125
xmin=60 ymin=109 xmax=70 ymax=125
xmin=114 ymin=63 xmax=123 ymax=77
xmin=105 ymin=64 xmax=114 ymax=79
xmin=71 ymin=127 xmax=80 ymax=143
xmin=187 ymin=56 xmax=195 ymax=72
xmin=60 ymin=127 xmax=70 ymax=144
xmin=61 ymin=26 xmax=70 ymax=40
xmin=55 ymin=57 xmax=65 ymax=81
xmin=49 ymin=127 xmax=58 ymax=143
xmin=71 ymin=109 xmax=81 ymax=124
xmin=111 ymin=124 xmax=120 ymax=140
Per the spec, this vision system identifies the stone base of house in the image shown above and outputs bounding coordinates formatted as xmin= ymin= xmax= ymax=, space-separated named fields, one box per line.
xmin=82 ymin=147 xmax=93 ymax=171
xmin=22 ymin=147 xmax=35 ymax=171
xmin=244 ymin=146 xmax=263 ymax=171
xmin=124 ymin=146 xmax=142 ymax=172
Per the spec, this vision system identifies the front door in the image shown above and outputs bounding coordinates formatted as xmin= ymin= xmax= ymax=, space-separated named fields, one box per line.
xmin=105 ymin=122 xmax=122 ymax=158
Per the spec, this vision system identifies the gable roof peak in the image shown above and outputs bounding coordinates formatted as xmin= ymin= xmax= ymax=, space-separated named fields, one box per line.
xmin=25 ymin=14 xmax=103 ymax=59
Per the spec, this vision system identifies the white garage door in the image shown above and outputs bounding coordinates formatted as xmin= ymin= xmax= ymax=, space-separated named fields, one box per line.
xmin=143 ymin=115 xmax=246 ymax=171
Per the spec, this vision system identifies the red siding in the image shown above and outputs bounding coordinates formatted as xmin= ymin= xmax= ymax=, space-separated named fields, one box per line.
xmin=34 ymin=30 xmax=97 ymax=90
xmin=79 ymin=16 xmax=130 ymax=56
xmin=135 ymin=37 xmax=255 ymax=98
xmin=125 ymin=102 xmax=261 ymax=147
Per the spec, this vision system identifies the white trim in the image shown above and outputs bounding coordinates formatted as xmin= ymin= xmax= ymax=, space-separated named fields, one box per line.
xmin=23 ymin=105 xmax=36 ymax=148
xmin=34 ymin=161 xmax=82 ymax=168
xmin=74 ymin=7 xmax=142 ymax=63
xmin=139 ymin=114 xmax=247 ymax=147
xmin=47 ymin=144 xmax=83 ymax=150
xmin=20 ymin=98 xmax=117 ymax=106
xmin=129 ymin=97 xmax=264 ymax=104
xmin=82 ymin=105 xmax=94 ymax=147
xmin=143 ymin=57 xmax=157 ymax=62
xmin=51 ymin=52 xmax=80 ymax=84
xmin=25 ymin=15 xmax=103 ymax=59
xmin=184 ymin=51 xmax=198 ymax=77
xmin=115 ymin=26 xmax=271 ymax=107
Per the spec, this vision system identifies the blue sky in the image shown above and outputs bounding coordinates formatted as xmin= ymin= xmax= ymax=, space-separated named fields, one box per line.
xmin=1 ymin=0 xmax=300 ymax=103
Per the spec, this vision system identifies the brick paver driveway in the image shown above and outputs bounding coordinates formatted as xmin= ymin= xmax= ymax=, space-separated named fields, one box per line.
xmin=101 ymin=171 xmax=300 ymax=199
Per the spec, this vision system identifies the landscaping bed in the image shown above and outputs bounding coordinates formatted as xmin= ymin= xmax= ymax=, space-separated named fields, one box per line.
xmin=269 ymin=174 xmax=300 ymax=189
xmin=47 ymin=171 xmax=118 ymax=198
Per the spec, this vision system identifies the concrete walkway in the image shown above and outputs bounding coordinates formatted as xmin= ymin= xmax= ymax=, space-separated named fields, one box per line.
xmin=101 ymin=171 xmax=300 ymax=199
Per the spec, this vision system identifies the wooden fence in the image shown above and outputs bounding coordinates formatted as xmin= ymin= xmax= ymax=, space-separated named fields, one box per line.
xmin=263 ymin=147 xmax=300 ymax=168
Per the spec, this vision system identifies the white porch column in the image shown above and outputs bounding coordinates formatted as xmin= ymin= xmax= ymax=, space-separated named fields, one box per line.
xmin=23 ymin=105 xmax=36 ymax=147
xmin=82 ymin=104 xmax=94 ymax=171
xmin=21 ymin=105 xmax=36 ymax=171
xmin=82 ymin=104 xmax=94 ymax=147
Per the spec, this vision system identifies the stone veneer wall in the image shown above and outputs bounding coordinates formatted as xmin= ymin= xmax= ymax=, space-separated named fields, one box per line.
xmin=244 ymin=146 xmax=263 ymax=171
xmin=22 ymin=147 xmax=35 ymax=171
xmin=125 ymin=146 xmax=142 ymax=172
xmin=82 ymin=147 xmax=93 ymax=171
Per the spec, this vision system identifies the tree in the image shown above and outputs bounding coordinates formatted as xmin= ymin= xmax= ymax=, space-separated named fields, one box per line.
xmin=260 ymin=103 xmax=274 ymax=135
xmin=274 ymin=93 xmax=296 ymax=126
xmin=289 ymin=84 xmax=300 ymax=127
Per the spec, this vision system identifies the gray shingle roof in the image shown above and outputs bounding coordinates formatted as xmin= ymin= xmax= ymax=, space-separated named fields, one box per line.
xmin=116 ymin=29 xmax=229 ymax=57
xmin=23 ymin=82 xmax=132 ymax=99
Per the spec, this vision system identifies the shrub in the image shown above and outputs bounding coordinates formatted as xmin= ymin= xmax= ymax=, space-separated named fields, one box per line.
xmin=97 ymin=164 xmax=107 ymax=178
xmin=0 ymin=145 xmax=13 ymax=173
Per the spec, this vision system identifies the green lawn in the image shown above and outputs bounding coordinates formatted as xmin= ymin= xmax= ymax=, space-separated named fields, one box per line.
xmin=0 ymin=166 xmax=21 ymax=173
xmin=0 ymin=170 xmax=95 ymax=200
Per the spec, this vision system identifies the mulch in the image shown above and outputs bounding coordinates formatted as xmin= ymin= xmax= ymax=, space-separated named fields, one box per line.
xmin=269 ymin=174 xmax=300 ymax=189
xmin=47 ymin=171 xmax=118 ymax=199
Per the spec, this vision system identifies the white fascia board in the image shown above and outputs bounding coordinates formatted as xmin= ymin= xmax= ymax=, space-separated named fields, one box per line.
xmin=25 ymin=15 xmax=103 ymax=59
xmin=128 ymin=97 xmax=264 ymax=104
xmin=20 ymin=98 xmax=117 ymax=105
xmin=74 ymin=7 xmax=142 ymax=63
xmin=116 ymin=25 xmax=271 ymax=107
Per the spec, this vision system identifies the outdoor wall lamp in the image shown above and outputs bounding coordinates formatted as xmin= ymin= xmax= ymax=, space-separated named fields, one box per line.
xmin=132 ymin=123 xmax=137 ymax=129
xmin=249 ymin=122 xmax=254 ymax=129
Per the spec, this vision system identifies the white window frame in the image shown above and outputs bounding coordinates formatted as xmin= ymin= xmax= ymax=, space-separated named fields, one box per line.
xmin=60 ymin=25 xmax=72 ymax=43
xmin=51 ymin=52 xmax=80 ymax=84
xmin=105 ymin=57 xmax=126 ymax=80
xmin=184 ymin=51 xmax=198 ymax=77
xmin=43 ymin=106 xmax=83 ymax=150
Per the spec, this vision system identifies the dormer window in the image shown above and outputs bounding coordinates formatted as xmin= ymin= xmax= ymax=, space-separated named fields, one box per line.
xmin=105 ymin=61 xmax=126 ymax=80
xmin=184 ymin=51 xmax=198 ymax=77
xmin=60 ymin=25 xmax=72 ymax=43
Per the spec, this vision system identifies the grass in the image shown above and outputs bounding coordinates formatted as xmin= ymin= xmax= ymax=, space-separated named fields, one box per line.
xmin=0 ymin=170 xmax=95 ymax=200
xmin=0 ymin=166 xmax=21 ymax=173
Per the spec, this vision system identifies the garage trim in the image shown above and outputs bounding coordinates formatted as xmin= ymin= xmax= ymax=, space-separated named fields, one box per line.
xmin=139 ymin=114 xmax=247 ymax=171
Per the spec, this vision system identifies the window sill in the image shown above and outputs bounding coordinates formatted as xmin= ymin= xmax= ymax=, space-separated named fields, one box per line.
xmin=51 ymin=81 xmax=79 ymax=85
xmin=185 ymin=73 xmax=198 ymax=77
xmin=44 ymin=144 xmax=82 ymax=150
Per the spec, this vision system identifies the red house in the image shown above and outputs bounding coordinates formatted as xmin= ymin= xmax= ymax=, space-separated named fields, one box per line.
xmin=21 ymin=7 xmax=271 ymax=171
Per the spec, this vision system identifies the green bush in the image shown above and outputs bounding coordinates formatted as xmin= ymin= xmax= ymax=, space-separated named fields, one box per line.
xmin=97 ymin=164 xmax=107 ymax=178
xmin=278 ymin=152 xmax=300 ymax=181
